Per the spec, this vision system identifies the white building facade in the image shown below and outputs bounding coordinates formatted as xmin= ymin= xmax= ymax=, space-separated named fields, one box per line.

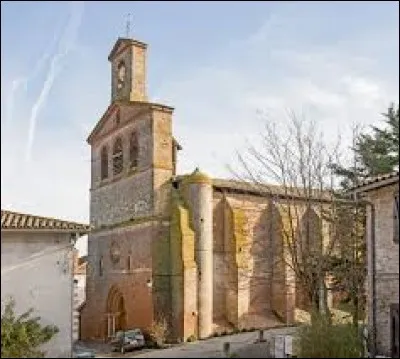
xmin=1 ymin=210 xmax=89 ymax=358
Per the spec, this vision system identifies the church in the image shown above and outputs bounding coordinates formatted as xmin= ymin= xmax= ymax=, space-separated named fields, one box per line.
xmin=80 ymin=35 xmax=331 ymax=342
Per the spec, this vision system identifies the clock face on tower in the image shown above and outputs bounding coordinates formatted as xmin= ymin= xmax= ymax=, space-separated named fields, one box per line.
xmin=117 ymin=61 xmax=126 ymax=90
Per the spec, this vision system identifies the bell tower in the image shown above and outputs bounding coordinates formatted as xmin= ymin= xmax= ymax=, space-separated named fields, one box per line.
xmin=108 ymin=37 xmax=148 ymax=103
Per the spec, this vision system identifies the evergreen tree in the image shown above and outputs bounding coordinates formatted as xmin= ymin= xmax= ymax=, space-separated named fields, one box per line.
xmin=332 ymin=103 xmax=399 ymax=190
xmin=357 ymin=103 xmax=399 ymax=176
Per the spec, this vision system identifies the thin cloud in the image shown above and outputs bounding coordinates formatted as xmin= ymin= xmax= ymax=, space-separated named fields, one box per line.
xmin=4 ymin=18 xmax=66 ymax=126
xmin=1 ymin=3 xmax=398 ymax=257
xmin=6 ymin=53 xmax=49 ymax=126
xmin=25 ymin=1 xmax=85 ymax=162
xmin=153 ymin=10 xmax=398 ymax=178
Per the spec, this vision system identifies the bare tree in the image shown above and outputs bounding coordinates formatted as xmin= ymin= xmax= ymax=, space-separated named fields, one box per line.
xmin=328 ymin=124 xmax=367 ymax=327
xmin=228 ymin=109 xmax=350 ymax=321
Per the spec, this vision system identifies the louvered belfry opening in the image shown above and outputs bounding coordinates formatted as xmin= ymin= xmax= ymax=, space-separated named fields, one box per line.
xmin=112 ymin=137 xmax=123 ymax=175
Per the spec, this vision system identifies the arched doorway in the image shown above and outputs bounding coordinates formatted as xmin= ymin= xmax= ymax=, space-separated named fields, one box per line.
xmin=105 ymin=285 xmax=127 ymax=338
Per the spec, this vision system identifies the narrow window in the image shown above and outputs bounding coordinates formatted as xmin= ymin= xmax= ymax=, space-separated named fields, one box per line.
xmin=115 ymin=109 xmax=121 ymax=126
xmin=129 ymin=131 xmax=139 ymax=168
xmin=113 ymin=137 xmax=123 ymax=175
xmin=127 ymin=255 xmax=132 ymax=272
xmin=99 ymin=256 xmax=104 ymax=277
xmin=394 ymin=192 xmax=399 ymax=243
xmin=101 ymin=146 xmax=108 ymax=180
xmin=391 ymin=303 xmax=399 ymax=358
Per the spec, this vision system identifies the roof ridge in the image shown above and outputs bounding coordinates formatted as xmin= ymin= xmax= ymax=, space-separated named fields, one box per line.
xmin=1 ymin=209 xmax=90 ymax=233
xmin=1 ymin=209 xmax=89 ymax=227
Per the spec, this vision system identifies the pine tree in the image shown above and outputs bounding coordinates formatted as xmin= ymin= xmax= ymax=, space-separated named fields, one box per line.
xmin=331 ymin=103 xmax=399 ymax=190
xmin=328 ymin=104 xmax=399 ymax=327
xmin=356 ymin=103 xmax=399 ymax=176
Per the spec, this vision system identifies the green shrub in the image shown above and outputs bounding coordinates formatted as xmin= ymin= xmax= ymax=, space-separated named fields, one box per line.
xmin=1 ymin=297 xmax=59 ymax=358
xmin=296 ymin=313 xmax=363 ymax=358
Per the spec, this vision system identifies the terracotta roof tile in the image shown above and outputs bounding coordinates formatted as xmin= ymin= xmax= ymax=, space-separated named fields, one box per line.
xmin=1 ymin=209 xmax=90 ymax=234
xmin=212 ymin=178 xmax=332 ymax=200
xmin=173 ymin=175 xmax=332 ymax=200
xmin=353 ymin=171 xmax=399 ymax=190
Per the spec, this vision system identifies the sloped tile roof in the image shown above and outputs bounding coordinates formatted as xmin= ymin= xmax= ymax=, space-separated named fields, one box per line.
xmin=212 ymin=178 xmax=333 ymax=201
xmin=174 ymin=174 xmax=332 ymax=200
xmin=353 ymin=171 xmax=399 ymax=191
xmin=1 ymin=209 xmax=90 ymax=234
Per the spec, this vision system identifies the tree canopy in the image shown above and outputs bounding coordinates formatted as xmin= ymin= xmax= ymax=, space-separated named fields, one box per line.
xmin=332 ymin=103 xmax=399 ymax=189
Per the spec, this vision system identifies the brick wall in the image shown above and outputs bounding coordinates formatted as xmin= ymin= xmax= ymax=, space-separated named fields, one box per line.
xmin=81 ymin=223 xmax=156 ymax=340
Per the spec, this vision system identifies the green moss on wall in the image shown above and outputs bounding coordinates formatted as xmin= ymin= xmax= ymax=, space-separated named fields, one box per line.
xmin=170 ymin=189 xmax=196 ymax=270
xmin=92 ymin=214 xmax=168 ymax=233
xmin=182 ymin=167 xmax=212 ymax=185
xmin=231 ymin=208 xmax=249 ymax=269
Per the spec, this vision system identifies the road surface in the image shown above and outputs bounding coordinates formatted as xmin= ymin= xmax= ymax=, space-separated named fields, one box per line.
xmin=95 ymin=326 xmax=298 ymax=358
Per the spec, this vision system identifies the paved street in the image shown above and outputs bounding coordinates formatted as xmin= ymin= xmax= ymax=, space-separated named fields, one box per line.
xmin=95 ymin=326 xmax=298 ymax=358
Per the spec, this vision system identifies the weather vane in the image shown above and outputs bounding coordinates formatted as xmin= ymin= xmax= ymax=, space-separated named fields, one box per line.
xmin=125 ymin=13 xmax=132 ymax=38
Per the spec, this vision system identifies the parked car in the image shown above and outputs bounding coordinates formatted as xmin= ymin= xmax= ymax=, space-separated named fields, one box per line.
xmin=72 ymin=347 xmax=95 ymax=358
xmin=110 ymin=329 xmax=146 ymax=353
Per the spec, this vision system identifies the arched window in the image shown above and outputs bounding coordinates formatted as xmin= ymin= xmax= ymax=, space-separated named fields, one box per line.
xmin=113 ymin=137 xmax=123 ymax=175
xmin=101 ymin=146 xmax=108 ymax=180
xmin=129 ymin=131 xmax=139 ymax=168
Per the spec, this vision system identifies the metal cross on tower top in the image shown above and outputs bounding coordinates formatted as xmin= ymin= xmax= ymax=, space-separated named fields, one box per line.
xmin=125 ymin=13 xmax=132 ymax=37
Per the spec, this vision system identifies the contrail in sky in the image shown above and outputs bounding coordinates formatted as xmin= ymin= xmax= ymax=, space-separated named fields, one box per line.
xmin=5 ymin=16 xmax=67 ymax=126
xmin=6 ymin=54 xmax=48 ymax=126
xmin=25 ymin=1 xmax=84 ymax=162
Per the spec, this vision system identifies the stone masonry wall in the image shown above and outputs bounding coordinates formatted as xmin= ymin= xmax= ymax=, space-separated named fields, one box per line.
xmin=152 ymin=108 xmax=174 ymax=217
xmin=90 ymin=106 xmax=154 ymax=227
xmin=110 ymin=41 xmax=147 ymax=103
xmin=365 ymin=182 xmax=399 ymax=357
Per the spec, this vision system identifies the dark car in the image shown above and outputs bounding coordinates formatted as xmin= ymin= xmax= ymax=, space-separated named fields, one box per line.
xmin=110 ymin=329 xmax=146 ymax=353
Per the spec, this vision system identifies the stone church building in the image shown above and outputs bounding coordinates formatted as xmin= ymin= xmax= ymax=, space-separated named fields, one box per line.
xmin=81 ymin=36 xmax=332 ymax=342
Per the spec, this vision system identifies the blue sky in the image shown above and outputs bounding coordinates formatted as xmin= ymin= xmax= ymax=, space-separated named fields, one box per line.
xmin=1 ymin=1 xmax=399 ymax=253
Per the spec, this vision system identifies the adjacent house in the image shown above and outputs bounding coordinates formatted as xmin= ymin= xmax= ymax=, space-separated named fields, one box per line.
xmin=1 ymin=209 xmax=90 ymax=358
xmin=353 ymin=171 xmax=399 ymax=358
xmin=73 ymin=249 xmax=87 ymax=341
